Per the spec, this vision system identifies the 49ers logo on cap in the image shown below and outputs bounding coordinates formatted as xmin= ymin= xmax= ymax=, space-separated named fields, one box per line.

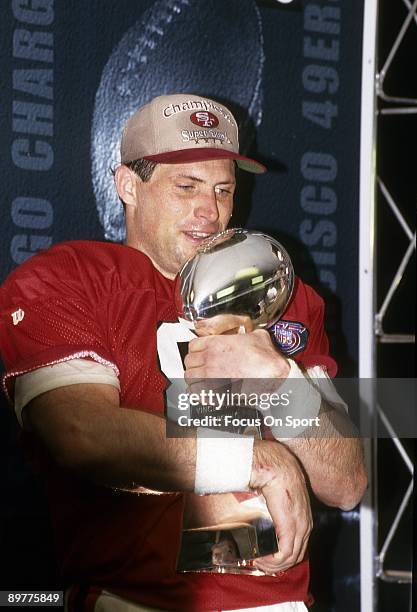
xmin=190 ymin=111 xmax=219 ymax=128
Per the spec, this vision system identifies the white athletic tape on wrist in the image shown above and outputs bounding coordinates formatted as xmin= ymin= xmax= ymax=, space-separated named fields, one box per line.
xmin=194 ymin=428 xmax=254 ymax=495
xmin=306 ymin=365 xmax=348 ymax=413
xmin=269 ymin=359 xmax=322 ymax=440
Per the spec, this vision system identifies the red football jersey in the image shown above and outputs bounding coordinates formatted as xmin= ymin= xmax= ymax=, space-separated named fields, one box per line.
xmin=0 ymin=241 xmax=335 ymax=611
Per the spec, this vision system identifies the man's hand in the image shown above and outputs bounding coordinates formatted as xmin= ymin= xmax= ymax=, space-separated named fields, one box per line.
xmin=251 ymin=440 xmax=313 ymax=574
xmin=185 ymin=314 xmax=289 ymax=381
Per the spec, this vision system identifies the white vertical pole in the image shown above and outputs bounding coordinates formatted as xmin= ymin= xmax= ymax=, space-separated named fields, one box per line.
xmin=359 ymin=0 xmax=379 ymax=611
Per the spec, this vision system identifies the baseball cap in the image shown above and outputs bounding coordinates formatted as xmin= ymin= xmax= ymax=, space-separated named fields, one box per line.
xmin=120 ymin=93 xmax=266 ymax=174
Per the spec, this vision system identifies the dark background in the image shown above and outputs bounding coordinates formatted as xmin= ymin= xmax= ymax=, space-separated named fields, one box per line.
xmin=374 ymin=1 xmax=415 ymax=611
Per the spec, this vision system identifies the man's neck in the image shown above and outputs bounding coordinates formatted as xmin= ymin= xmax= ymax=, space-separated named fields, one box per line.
xmin=124 ymin=241 xmax=176 ymax=280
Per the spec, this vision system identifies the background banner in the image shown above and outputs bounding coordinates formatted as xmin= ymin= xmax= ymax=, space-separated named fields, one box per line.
xmin=1 ymin=0 xmax=364 ymax=372
xmin=0 ymin=1 xmax=365 ymax=609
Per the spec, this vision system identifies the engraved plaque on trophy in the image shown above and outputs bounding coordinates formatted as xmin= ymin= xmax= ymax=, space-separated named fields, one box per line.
xmin=173 ymin=228 xmax=294 ymax=574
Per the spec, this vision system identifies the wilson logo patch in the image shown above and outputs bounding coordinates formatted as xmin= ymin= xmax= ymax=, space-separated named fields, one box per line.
xmin=11 ymin=308 xmax=25 ymax=326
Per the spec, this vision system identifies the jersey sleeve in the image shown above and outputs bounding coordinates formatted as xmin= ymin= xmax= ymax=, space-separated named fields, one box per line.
xmin=14 ymin=359 xmax=120 ymax=427
xmin=0 ymin=244 xmax=119 ymax=404
xmin=300 ymin=288 xmax=337 ymax=377
xmin=285 ymin=279 xmax=338 ymax=377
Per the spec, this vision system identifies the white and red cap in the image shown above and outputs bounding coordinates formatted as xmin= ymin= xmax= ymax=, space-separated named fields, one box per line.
xmin=120 ymin=93 xmax=266 ymax=174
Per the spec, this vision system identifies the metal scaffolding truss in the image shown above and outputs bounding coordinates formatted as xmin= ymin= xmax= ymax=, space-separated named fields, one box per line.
xmin=375 ymin=177 xmax=416 ymax=345
xmin=375 ymin=0 xmax=417 ymax=346
xmin=376 ymin=0 xmax=417 ymax=111
xmin=360 ymin=0 xmax=416 ymax=610
xmin=375 ymin=407 xmax=413 ymax=584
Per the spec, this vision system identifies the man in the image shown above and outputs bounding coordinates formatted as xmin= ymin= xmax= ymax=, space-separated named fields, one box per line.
xmin=0 ymin=94 xmax=367 ymax=611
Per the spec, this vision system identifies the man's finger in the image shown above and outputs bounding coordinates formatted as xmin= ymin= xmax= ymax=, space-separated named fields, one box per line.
xmin=195 ymin=314 xmax=254 ymax=336
xmin=184 ymin=369 xmax=206 ymax=384
xmin=184 ymin=351 xmax=205 ymax=369
xmin=184 ymin=376 xmax=208 ymax=397
xmin=188 ymin=336 xmax=209 ymax=353
xmin=295 ymin=535 xmax=309 ymax=565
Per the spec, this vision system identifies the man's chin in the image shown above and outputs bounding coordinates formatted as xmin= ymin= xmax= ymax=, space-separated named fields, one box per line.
xmin=172 ymin=235 xmax=214 ymax=274
xmin=167 ymin=251 xmax=194 ymax=278
xmin=178 ymin=242 xmax=200 ymax=265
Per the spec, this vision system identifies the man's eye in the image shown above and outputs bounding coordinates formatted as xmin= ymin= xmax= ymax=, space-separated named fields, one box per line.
xmin=215 ymin=187 xmax=231 ymax=196
xmin=177 ymin=184 xmax=194 ymax=190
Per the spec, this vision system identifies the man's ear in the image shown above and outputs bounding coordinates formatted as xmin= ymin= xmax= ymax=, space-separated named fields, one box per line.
xmin=114 ymin=165 xmax=140 ymax=207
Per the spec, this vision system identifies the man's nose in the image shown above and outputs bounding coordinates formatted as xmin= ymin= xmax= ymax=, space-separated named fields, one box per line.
xmin=194 ymin=192 xmax=220 ymax=223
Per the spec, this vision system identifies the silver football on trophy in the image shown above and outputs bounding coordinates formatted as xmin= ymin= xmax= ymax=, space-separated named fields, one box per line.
xmin=176 ymin=228 xmax=294 ymax=328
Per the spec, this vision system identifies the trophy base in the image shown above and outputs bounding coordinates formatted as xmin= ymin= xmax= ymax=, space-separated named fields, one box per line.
xmin=177 ymin=516 xmax=278 ymax=574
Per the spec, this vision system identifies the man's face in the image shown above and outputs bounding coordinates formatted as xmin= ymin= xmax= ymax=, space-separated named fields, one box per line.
xmin=126 ymin=159 xmax=236 ymax=278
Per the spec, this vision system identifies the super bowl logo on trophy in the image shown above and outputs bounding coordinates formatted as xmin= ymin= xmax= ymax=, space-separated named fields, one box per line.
xmin=172 ymin=228 xmax=294 ymax=574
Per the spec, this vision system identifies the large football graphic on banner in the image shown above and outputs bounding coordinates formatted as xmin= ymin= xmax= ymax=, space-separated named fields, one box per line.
xmin=91 ymin=0 xmax=264 ymax=241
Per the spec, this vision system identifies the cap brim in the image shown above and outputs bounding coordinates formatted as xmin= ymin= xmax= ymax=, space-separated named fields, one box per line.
xmin=143 ymin=148 xmax=266 ymax=174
